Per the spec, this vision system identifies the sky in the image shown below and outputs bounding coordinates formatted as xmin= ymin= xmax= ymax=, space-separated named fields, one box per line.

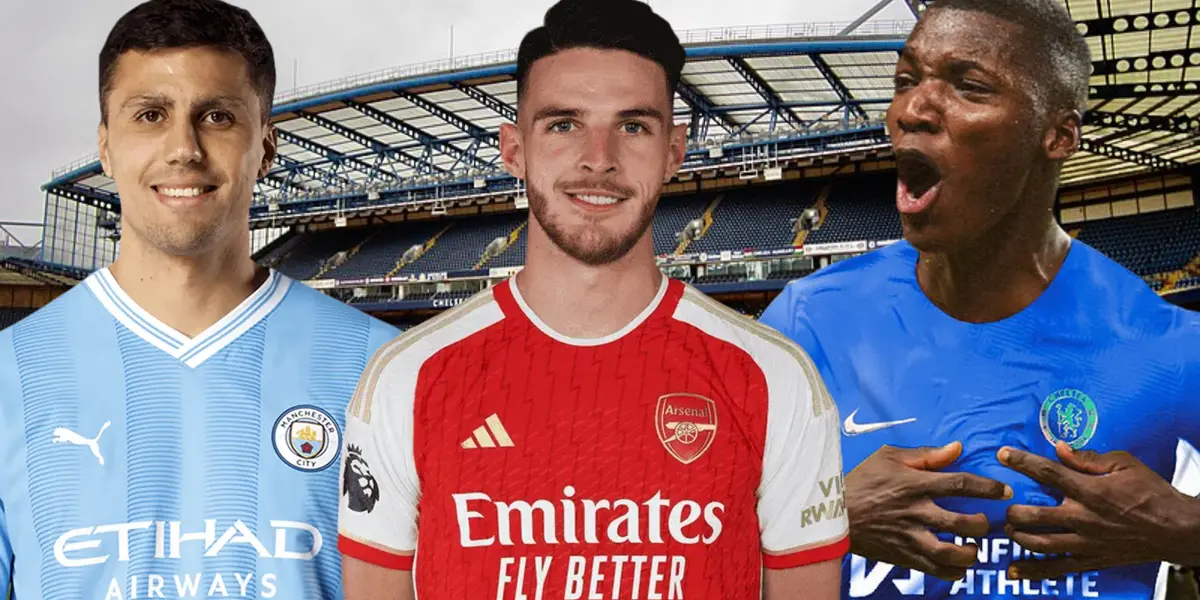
xmin=0 ymin=0 xmax=913 ymax=248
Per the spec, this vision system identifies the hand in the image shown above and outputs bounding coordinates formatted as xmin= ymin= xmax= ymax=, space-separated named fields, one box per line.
xmin=1000 ymin=442 xmax=1200 ymax=580
xmin=847 ymin=442 xmax=1013 ymax=581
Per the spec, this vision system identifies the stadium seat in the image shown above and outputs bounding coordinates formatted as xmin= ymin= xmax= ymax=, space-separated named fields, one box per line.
xmin=0 ymin=308 xmax=35 ymax=330
xmin=400 ymin=212 xmax=527 ymax=275
xmin=1075 ymin=206 xmax=1200 ymax=276
xmin=273 ymin=228 xmax=371 ymax=280
xmin=806 ymin=175 xmax=902 ymax=245
xmin=688 ymin=181 xmax=820 ymax=254
xmin=324 ymin=221 xmax=446 ymax=280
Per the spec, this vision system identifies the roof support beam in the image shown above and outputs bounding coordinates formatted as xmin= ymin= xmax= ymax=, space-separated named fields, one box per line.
xmin=1084 ymin=110 xmax=1199 ymax=135
xmin=839 ymin=0 xmax=898 ymax=35
xmin=345 ymin=100 xmax=491 ymax=171
xmin=1092 ymin=49 xmax=1197 ymax=78
xmin=1075 ymin=9 xmax=1197 ymax=37
xmin=299 ymin=111 xmax=443 ymax=176
xmin=1090 ymin=82 xmax=1200 ymax=100
xmin=395 ymin=91 xmax=496 ymax=147
xmin=1078 ymin=138 xmax=1187 ymax=172
xmin=274 ymin=153 xmax=353 ymax=188
xmin=452 ymin=83 xmax=516 ymax=122
xmin=810 ymin=55 xmax=869 ymax=120
xmin=676 ymin=79 xmax=739 ymax=140
xmin=727 ymin=57 xmax=806 ymax=132
xmin=275 ymin=128 xmax=381 ymax=182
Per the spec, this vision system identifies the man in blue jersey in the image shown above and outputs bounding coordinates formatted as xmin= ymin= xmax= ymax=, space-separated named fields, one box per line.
xmin=760 ymin=0 xmax=1200 ymax=599
xmin=0 ymin=1 xmax=397 ymax=598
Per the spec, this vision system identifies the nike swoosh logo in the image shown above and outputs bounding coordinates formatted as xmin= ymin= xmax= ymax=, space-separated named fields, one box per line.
xmin=842 ymin=408 xmax=916 ymax=436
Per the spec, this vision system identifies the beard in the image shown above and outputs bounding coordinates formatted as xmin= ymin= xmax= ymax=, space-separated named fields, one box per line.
xmin=527 ymin=179 xmax=658 ymax=266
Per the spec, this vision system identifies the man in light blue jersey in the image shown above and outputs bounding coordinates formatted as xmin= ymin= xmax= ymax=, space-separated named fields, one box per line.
xmin=760 ymin=0 xmax=1200 ymax=599
xmin=0 ymin=1 xmax=398 ymax=598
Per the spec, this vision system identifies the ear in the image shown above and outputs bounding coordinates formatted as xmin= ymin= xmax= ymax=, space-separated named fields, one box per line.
xmin=499 ymin=122 xmax=526 ymax=180
xmin=1045 ymin=109 xmax=1081 ymax=162
xmin=258 ymin=123 xmax=278 ymax=179
xmin=664 ymin=122 xmax=689 ymax=183
xmin=98 ymin=123 xmax=112 ymax=178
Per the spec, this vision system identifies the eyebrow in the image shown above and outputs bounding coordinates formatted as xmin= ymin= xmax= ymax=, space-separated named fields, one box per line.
xmin=530 ymin=105 xmax=667 ymax=124
xmin=618 ymin=107 xmax=667 ymax=123
xmin=120 ymin=93 xmax=249 ymax=112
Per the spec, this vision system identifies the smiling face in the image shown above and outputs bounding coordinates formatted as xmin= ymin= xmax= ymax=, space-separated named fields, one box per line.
xmin=500 ymin=47 xmax=687 ymax=266
xmin=98 ymin=46 xmax=275 ymax=258
xmin=887 ymin=8 xmax=1073 ymax=253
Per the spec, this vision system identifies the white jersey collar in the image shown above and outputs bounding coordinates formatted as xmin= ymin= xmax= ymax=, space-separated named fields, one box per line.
xmin=85 ymin=267 xmax=292 ymax=368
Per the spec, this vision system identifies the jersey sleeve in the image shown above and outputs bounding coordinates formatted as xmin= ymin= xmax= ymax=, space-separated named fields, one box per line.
xmin=337 ymin=340 xmax=421 ymax=571
xmin=757 ymin=347 xmax=850 ymax=569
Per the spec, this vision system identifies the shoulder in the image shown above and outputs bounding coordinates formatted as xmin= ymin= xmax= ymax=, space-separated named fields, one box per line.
xmin=283 ymin=278 xmax=402 ymax=333
xmin=349 ymin=288 xmax=505 ymax=421
xmin=761 ymin=241 xmax=913 ymax=349
xmin=786 ymin=241 xmax=915 ymax=309
xmin=1068 ymin=242 xmax=1196 ymax=334
xmin=672 ymin=285 xmax=835 ymax=414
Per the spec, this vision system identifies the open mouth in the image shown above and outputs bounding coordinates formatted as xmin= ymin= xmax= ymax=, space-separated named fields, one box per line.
xmin=895 ymin=149 xmax=943 ymax=215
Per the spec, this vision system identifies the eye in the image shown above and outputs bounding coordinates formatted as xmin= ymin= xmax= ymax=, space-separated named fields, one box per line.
xmin=893 ymin=74 xmax=918 ymax=91
xmin=622 ymin=122 xmax=648 ymax=135
xmin=136 ymin=109 xmax=164 ymax=123
xmin=548 ymin=120 xmax=575 ymax=133
xmin=203 ymin=110 xmax=234 ymax=125
xmin=957 ymin=79 xmax=992 ymax=95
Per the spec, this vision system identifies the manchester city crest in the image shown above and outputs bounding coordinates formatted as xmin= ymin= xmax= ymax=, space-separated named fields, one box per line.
xmin=1039 ymin=388 xmax=1099 ymax=450
xmin=273 ymin=405 xmax=342 ymax=472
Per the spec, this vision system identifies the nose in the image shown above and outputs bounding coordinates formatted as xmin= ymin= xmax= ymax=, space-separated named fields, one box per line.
xmin=163 ymin=117 xmax=205 ymax=165
xmin=578 ymin=128 xmax=618 ymax=174
xmin=889 ymin=81 xmax=942 ymax=136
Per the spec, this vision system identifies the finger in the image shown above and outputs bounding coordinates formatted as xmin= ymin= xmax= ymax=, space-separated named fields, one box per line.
xmin=1009 ymin=556 xmax=1105 ymax=581
xmin=1005 ymin=528 xmax=1092 ymax=556
xmin=920 ymin=505 xmax=991 ymax=538
xmin=928 ymin=470 xmax=1014 ymax=500
xmin=998 ymin=447 xmax=1083 ymax=494
xmin=915 ymin=530 xmax=979 ymax=570
xmin=1006 ymin=504 xmax=1080 ymax=531
xmin=894 ymin=441 xmax=963 ymax=471
xmin=1056 ymin=442 xmax=1122 ymax=475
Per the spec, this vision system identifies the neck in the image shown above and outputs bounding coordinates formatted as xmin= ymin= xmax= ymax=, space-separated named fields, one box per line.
xmin=917 ymin=202 xmax=1070 ymax=324
xmin=108 ymin=229 xmax=265 ymax=338
xmin=516 ymin=228 xmax=663 ymax=339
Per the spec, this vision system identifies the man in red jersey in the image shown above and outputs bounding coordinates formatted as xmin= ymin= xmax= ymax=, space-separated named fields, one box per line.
xmin=336 ymin=1 xmax=848 ymax=598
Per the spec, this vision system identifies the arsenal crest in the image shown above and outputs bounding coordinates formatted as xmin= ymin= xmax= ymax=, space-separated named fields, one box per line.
xmin=656 ymin=393 xmax=718 ymax=465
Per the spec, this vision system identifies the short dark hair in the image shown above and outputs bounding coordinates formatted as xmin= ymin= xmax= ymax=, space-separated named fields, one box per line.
xmin=515 ymin=0 xmax=686 ymax=104
xmin=98 ymin=0 xmax=276 ymax=124
xmin=923 ymin=0 xmax=1092 ymax=115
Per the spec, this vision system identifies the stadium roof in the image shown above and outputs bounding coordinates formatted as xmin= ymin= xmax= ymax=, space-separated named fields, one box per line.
xmin=43 ymin=0 xmax=1200 ymax=222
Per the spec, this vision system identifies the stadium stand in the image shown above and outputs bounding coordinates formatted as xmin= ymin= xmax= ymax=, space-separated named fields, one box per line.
xmin=1075 ymin=206 xmax=1200 ymax=276
xmin=0 ymin=308 xmax=34 ymax=330
xmin=687 ymin=182 xmax=820 ymax=255
xmin=258 ymin=174 xmax=1200 ymax=296
xmin=806 ymin=174 xmax=902 ymax=245
xmin=400 ymin=212 xmax=527 ymax=274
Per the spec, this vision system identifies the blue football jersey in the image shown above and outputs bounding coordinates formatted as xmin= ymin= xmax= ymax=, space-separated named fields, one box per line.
xmin=0 ymin=268 xmax=398 ymax=600
xmin=761 ymin=240 xmax=1200 ymax=600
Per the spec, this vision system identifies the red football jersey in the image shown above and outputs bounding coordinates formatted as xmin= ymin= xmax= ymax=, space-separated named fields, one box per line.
xmin=338 ymin=277 xmax=848 ymax=599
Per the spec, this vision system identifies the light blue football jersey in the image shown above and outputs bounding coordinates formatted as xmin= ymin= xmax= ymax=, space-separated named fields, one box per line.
xmin=0 ymin=268 xmax=398 ymax=600
xmin=761 ymin=239 xmax=1200 ymax=600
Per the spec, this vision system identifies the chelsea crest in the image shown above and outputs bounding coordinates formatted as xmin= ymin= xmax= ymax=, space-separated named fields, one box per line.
xmin=1039 ymin=388 xmax=1099 ymax=450
xmin=273 ymin=405 xmax=342 ymax=472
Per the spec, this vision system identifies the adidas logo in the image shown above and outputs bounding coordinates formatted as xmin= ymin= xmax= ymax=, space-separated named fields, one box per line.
xmin=461 ymin=414 xmax=514 ymax=449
